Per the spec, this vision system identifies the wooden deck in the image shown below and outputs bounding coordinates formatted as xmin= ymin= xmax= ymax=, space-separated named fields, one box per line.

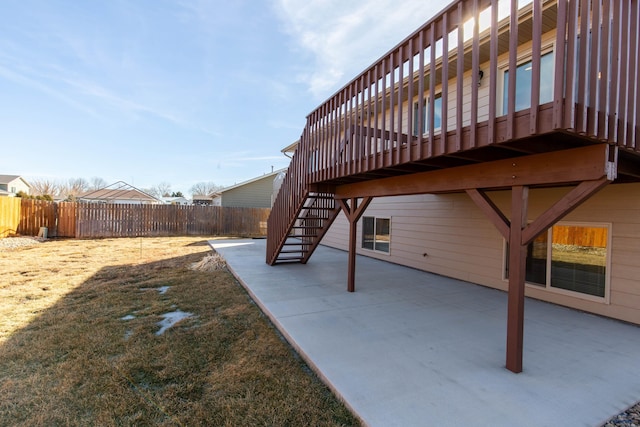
xmin=266 ymin=0 xmax=639 ymax=373
xmin=298 ymin=0 xmax=638 ymax=188
xmin=269 ymin=0 xmax=639 ymax=263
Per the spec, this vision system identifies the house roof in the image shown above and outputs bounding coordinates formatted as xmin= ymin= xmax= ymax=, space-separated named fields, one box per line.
xmin=281 ymin=140 xmax=299 ymax=155
xmin=79 ymin=181 xmax=161 ymax=203
xmin=0 ymin=175 xmax=31 ymax=187
xmin=192 ymin=194 xmax=214 ymax=201
xmin=161 ymin=196 xmax=189 ymax=203
xmin=219 ymin=168 xmax=287 ymax=193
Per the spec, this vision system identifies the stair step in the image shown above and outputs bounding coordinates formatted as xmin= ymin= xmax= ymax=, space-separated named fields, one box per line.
xmin=275 ymin=257 xmax=304 ymax=262
xmin=267 ymin=187 xmax=338 ymax=265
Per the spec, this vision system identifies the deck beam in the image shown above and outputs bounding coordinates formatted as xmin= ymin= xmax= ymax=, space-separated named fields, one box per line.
xmin=335 ymin=145 xmax=616 ymax=199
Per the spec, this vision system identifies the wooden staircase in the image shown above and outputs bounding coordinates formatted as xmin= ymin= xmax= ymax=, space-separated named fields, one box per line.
xmin=272 ymin=192 xmax=339 ymax=264
xmin=266 ymin=138 xmax=340 ymax=265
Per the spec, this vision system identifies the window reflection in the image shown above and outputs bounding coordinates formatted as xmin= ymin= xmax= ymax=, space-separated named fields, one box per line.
xmin=502 ymin=51 xmax=554 ymax=114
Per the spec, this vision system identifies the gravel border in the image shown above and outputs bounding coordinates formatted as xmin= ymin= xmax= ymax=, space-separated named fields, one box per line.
xmin=0 ymin=236 xmax=45 ymax=250
xmin=604 ymin=401 xmax=640 ymax=427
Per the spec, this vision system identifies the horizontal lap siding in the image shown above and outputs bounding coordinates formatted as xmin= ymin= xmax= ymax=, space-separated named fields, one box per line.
xmin=322 ymin=194 xmax=505 ymax=285
xmin=322 ymin=183 xmax=640 ymax=324
xmin=388 ymin=30 xmax=556 ymax=145
xmin=221 ymin=176 xmax=275 ymax=208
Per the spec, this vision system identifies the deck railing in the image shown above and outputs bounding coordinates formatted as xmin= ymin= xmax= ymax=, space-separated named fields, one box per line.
xmin=299 ymin=0 xmax=638 ymax=185
xmin=267 ymin=0 xmax=638 ymax=263
xmin=266 ymin=137 xmax=310 ymax=263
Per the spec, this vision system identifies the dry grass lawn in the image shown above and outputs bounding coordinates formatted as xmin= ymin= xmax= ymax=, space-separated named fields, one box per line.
xmin=0 ymin=236 xmax=359 ymax=426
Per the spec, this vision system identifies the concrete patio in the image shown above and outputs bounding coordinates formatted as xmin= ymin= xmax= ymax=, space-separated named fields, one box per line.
xmin=210 ymin=238 xmax=640 ymax=427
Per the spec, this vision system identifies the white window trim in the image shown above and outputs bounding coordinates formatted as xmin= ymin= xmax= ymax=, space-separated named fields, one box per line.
xmin=502 ymin=221 xmax=612 ymax=304
xmin=361 ymin=215 xmax=392 ymax=255
xmin=413 ymin=93 xmax=443 ymax=136
xmin=497 ymin=43 xmax=555 ymax=116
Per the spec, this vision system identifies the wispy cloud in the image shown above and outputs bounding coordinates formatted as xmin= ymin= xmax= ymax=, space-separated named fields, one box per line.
xmin=273 ymin=0 xmax=447 ymax=98
xmin=0 ymin=2 xmax=228 ymax=137
xmin=0 ymin=63 xmax=101 ymax=119
xmin=220 ymin=151 xmax=289 ymax=163
xmin=0 ymin=56 xmax=221 ymax=137
xmin=233 ymin=155 xmax=288 ymax=162
xmin=64 ymin=76 xmax=223 ymax=137
xmin=266 ymin=119 xmax=305 ymax=131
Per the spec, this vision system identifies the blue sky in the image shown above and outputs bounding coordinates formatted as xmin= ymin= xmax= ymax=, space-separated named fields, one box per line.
xmin=0 ymin=0 xmax=449 ymax=195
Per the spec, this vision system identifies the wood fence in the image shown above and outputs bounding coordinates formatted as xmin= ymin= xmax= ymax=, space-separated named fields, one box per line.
xmin=75 ymin=204 xmax=269 ymax=238
xmin=0 ymin=198 xmax=269 ymax=238
xmin=16 ymin=200 xmax=76 ymax=237
xmin=0 ymin=197 xmax=21 ymax=238
xmin=552 ymin=225 xmax=608 ymax=248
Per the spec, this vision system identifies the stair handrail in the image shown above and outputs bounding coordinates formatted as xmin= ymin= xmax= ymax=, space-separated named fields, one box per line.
xmin=266 ymin=124 xmax=312 ymax=264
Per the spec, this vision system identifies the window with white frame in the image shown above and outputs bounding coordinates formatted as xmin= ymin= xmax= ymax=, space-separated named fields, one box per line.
xmin=308 ymin=149 xmax=318 ymax=172
xmin=413 ymin=94 xmax=442 ymax=136
xmin=501 ymin=50 xmax=555 ymax=115
xmin=505 ymin=223 xmax=610 ymax=301
xmin=362 ymin=216 xmax=390 ymax=253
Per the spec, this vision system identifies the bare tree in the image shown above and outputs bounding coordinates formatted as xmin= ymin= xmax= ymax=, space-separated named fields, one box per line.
xmin=190 ymin=182 xmax=221 ymax=197
xmin=30 ymin=179 xmax=60 ymax=198
xmin=68 ymin=178 xmax=89 ymax=195
xmin=89 ymin=177 xmax=107 ymax=190
xmin=57 ymin=178 xmax=89 ymax=201
xmin=142 ymin=187 xmax=160 ymax=198
xmin=142 ymin=182 xmax=172 ymax=198
xmin=156 ymin=182 xmax=172 ymax=197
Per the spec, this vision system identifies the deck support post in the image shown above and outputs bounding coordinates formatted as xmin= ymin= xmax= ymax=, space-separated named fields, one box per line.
xmin=466 ymin=176 xmax=613 ymax=373
xmin=337 ymin=197 xmax=373 ymax=292
xmin=347 ymin=205 xmax=357 ymax=293
xmin=506 ymin=185 xmax=528 ymax=373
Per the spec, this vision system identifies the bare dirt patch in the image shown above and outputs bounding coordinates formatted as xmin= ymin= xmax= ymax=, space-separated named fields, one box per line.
xmin=0 ymin=236 xmax=359 ymax=426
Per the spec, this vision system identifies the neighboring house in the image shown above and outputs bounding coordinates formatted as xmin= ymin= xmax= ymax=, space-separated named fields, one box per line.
xmin=0 ymin=175 xmax=31 ymax=196
xmin=267 ymin=0 xmax=640 ymax=373
xmin=192 ymin=194 xmax=214 ymax=206
xmin=79 ymin=181 xmax=162 ymax=204
xmin=210 ymin=193 xmax=222 ymax=206
xmin=162 ymin=196 xmax=190 ymax=205
xmin=217 ymin=169 xmax=286 ymax=208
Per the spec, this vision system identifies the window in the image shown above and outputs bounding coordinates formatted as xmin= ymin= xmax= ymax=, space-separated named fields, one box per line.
xmin=505 ymin=223 xmax=610 ymax=301
xmin=502 ymin=51 xmax=554 ymax=114
xmin=362 ymin=216 xmax=390 ymax=253
xmin=308 ymin=149 xmax=318 ymax=172
xmin=413 ymin=94 xmax=442 ymax=136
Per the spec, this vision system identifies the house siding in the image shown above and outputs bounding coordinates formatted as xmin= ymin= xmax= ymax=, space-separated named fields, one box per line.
xmin=322 ymin=183 xmax=640 ymax=325
xmin=0 ymin=177 xmax=30 ymax=195
xmin=383 ymin=31 xmax=558 ymax=137
xmin=221 ymin=175 xmax=275 ymax=208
